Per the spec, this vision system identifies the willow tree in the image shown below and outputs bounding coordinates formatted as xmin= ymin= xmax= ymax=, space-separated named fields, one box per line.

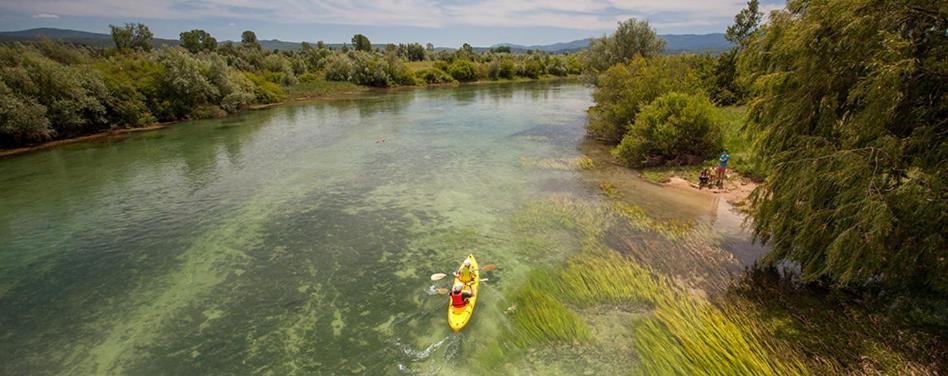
xmin=740 ymin=0 xmax=947 ymax=293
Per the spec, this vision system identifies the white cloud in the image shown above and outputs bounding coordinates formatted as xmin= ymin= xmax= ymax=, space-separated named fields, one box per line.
xmin=32 ymin=13 xmax=60 ymax=18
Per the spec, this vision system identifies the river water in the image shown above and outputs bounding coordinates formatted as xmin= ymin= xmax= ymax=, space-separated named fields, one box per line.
xmin=0 ymin=81 xmax=764 ymax=375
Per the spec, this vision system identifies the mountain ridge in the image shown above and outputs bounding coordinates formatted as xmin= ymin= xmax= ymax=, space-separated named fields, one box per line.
xmin=0 ymin=28 xmax=732 ymax=53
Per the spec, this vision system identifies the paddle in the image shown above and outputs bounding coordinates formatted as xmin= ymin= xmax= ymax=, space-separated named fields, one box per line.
xmin=435 ymin=279 xmax=490 ymax=295
xmin=430 ymin=264 xmax=496 ymax=281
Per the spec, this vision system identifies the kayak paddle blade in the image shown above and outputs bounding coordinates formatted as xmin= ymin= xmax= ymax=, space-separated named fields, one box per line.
xmin=431 ymin=273 xmax=448 ymax=281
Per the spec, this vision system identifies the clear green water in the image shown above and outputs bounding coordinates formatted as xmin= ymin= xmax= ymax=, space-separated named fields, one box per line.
xmin=0 ymin=81 xmax=760 ymax=375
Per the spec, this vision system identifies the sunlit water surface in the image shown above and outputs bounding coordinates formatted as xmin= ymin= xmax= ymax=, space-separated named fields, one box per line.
xmin=0 ymin=82 xmax=761 ymax=374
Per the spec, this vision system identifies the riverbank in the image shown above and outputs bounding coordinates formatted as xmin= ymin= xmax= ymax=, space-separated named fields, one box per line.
xmin=0 ymin=76 xmax=579 ymax=158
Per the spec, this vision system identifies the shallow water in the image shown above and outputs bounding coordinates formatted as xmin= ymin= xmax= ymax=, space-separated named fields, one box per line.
xmin=0 ymin=81 xmax=761 ymax=375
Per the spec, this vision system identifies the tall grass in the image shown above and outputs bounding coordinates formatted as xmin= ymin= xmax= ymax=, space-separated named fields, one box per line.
xmin=506 ymin=271 xmax=591 ymax=348
xmin=502 ymin=195 xmax=809 ymax=374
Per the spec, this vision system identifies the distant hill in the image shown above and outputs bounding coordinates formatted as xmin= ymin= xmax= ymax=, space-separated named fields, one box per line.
xmin=1 ymin=28 xmax=732 ymax=54
xmin=0 ymin=28 xmax=339 ymax=51
xmin=0 ymin=28 xmax=179 ymax=48
xmin=494 ymin=33 xmax=731 ymax=54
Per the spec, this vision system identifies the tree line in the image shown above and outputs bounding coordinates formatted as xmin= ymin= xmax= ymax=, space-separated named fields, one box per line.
xmin=0 ymin=25 xmax=583 ymax=148
xmin=585 ymin=0 xmax=946 ymax=296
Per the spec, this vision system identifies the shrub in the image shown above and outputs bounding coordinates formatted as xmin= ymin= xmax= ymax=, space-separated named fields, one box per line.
xmin=416 ymin=68 xmax=455 ymax=84
xmin=0 ymin=44 xmax=107 ymax=137
xmin=383 ymin=55 xmax=417 ymax=86
xmin=189 ymin=104 xmax=226 ymax=119
xmin=349 ymin=51 xmax=391 ymax=87
xmin=447 ymin=60 xmax=478 ymax=82
xmin=243 ymin=72 xmax=284 ymax=103
xmin=0 ymin=81 xmax=51 ymax=146
xmin=613 ymin=92 xmax=721 ymax=167
xmin=323 ymin=53 xmax=354 ymax=82
xmin=587 ymin=55 xmax=701 ymax=143
xmin=155 ymin=47 xmax=218 ymax=119
xmin=297 ymin=72 xmax=320 ymax=83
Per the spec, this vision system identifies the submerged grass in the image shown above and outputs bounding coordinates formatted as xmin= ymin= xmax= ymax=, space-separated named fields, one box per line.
xmin=501 ymin=194 xmax=809 ymax=374
xmin=519 ymin=156 xmax=595 ymax=171
xmin=507 ymin=271 xmax=591 ymax=348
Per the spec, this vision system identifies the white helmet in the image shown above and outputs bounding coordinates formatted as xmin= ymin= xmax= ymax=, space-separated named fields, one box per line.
xmin=453 ymin=282 xmax=463 ymax=292
xmin=463 ymin=259 xmax=471 ymax=267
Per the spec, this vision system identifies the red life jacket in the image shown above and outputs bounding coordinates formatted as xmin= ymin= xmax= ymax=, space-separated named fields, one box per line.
xmin=450 ymin=291 xmax=466 ymax=307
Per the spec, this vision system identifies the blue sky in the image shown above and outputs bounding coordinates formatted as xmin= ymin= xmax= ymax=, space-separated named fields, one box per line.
xmin=0 ymin=0 xmax=785 ymax=46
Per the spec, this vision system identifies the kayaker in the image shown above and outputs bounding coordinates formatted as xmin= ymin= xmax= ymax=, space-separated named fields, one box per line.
xmin=454 ymin=259 xmax=476 ymax=285
xmin=450 ymin=282 xmax=473 ymax=307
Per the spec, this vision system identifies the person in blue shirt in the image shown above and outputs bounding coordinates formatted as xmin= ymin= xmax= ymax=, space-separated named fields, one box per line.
xmin=717 ymin=150 xmax=730 ymax=188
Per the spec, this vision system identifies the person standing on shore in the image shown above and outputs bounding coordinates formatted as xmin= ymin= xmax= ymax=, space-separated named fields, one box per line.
xmin=717 ymin=150 xmax=729 ymax=188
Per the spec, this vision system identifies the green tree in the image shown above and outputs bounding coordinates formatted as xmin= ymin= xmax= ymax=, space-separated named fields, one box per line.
xmin=110 ymin=23 xmax=154 ymax=51
xmin=587 ymin=55 xmax=701 ymax=143
xmin=613 ymin=92 xmax=721 ymax=167
xmin=351 ymin=34 xmax=372 ymax=52
xmin=179 ymin=29 xmax=217 ymax=53
xmin=241 ymin=31 xmax=260 ymax=49
xmin=447 ymin=59 xmax=479 ymax=82
xmin=725 ymin=0 xmax=762 ymax=48
xmin=740 ymin=0 xmax=948 ymax=293
xmin=586 ymin=18 xmax=665 ymax=72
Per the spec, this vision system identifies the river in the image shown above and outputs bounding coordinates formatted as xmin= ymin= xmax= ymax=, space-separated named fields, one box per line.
xmin=0 ymin=81 xmax=767 ymax=375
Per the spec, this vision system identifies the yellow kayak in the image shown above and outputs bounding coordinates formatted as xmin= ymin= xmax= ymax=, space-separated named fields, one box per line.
xmin=447 ymin=254 xmax=479 ymax=331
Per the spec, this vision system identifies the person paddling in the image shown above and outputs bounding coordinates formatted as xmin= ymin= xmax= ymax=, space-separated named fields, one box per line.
xmin=449 ymin=282 xmax=472 ymax=307
xmin=454 ymin=259 xmax=476 ymax=285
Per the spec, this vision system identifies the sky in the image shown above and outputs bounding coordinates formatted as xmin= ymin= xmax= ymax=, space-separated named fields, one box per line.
xmin=0 ymin=0 xmax=785 ymax=47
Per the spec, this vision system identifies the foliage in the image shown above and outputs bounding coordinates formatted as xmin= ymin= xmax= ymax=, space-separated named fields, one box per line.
xmin=0 ymin=81 xmax=51 ymax=145
xmin=725 ymin=0 xmax=763 ymax=48
xmin=243 ymin=72 xmax=285 ymax=104
xmin=0 ymin=44 xmax=108 ymax=142
xmin=179 ymin=29 xmax=217 ymax=53
xmin=739 ymin=0 xmax=948 ymax=293
xmin=586 ymin=55 xmax=701 ymax=143
xmin=240 ymin=31 xmax=260 ymax=50
xmin=613 ymin=92 xmax=721 ymax=167
xmin=415 ymin=68 xmax=455 ymax=84
xmin=351 ymin=34 xmax=372 ymax=52
xmin=586 ymin=18 xmax=665 ymax=72
xmin=110 ymin=23 xmax=153 ymax=51
xmin=446 ymin=59 xmax=479 ymax=82
xmin=155 ymin=47 xmax=218 ymax=119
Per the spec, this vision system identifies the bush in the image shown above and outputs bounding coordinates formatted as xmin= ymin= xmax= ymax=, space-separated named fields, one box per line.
xmin=447 ymin=60 xmax=479 ymax=82
xmin=613 ymin=92 xmax=721 ymax=167
xmin=349 ymin=51 xmax=391 ymax=87
xmin=189 ymin=104 xmax=226 ymax=119
xmin=416 ymin=68 xmax=455 ymax=84
xmin=155 ymin=47 xmax=218 ymax=119
xmin=0 ymin=44 xmax=107 ymax=138
xmin=243 ymin=72 xmax=284 ymax=103
xmin=488 ymin=58 xmax=516 ymax=80
xmin=383 ymin=55 xmax=417 ymax=86
xmin=297 ymin=72 xmax=320 ymax=83
xmin=587 ymin=55 xmax=701 ymax=143
xmin=0 ymin=81 xmax=52 ymax=146
xmin=323 ymin=53 xmax=354 ymax=82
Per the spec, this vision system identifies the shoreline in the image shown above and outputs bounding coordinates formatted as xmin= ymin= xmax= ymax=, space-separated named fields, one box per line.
xmin=662 ymin=173 xmax=758 ymax=208
xmin=0 ymin=76 xmax=580 ymax=158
